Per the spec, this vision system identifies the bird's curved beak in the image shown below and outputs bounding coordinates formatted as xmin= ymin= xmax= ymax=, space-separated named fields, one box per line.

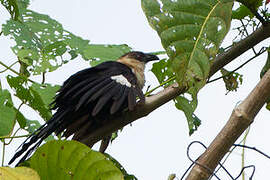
xmin=144 ymin=53 xmax=159 ymax=62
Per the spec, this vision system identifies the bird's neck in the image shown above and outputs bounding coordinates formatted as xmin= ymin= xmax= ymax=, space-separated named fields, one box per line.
xmin=117 ymin=57 xmax=145 ymax=89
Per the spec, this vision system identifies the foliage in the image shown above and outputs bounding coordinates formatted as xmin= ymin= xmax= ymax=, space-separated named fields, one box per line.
xmin=220 ymin=68 xmax=243 ymax=94
xmin=23 ymin=140 xmax=123 ymax=180
xmin=142 ymin=0 xmax=233 ymax=134
xmin=0 ymin=166 xmax=40 ymax=180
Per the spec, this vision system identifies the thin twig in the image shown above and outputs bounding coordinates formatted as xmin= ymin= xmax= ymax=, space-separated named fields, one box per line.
xmin=240 ymin=19 xmax=257 ymax=55
xmin=1 ymin=140 xmax=5 ymax=166
xmin=0 ymin=61 xmax=19 ymax=73
xmin=207 ymin=47 xmax=267 ymax=83
xmin=41 ymin=72 xmax=46 ymax=84
xmin=0 ymin=61 xmax=36 ymax=84
xmin=0 ymin=134 xmax=31 ymax=140
xmin=145 ymin=76 xmax=176 ymax=97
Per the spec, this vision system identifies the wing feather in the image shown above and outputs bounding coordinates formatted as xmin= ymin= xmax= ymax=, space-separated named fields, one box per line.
xmin=75 ymin=78 xmax=112 ymax=110
xmin=110 ymin=86 xmax=129 ymax=114
xmin=128 ymin=88 xmax=136 ymax=111
xmin=92 ymin=84 xmax=121 ymax=116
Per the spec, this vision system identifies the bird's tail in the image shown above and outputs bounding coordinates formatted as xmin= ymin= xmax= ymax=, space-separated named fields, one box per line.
xmin=8 ymin=108 xmax=68 ymax=166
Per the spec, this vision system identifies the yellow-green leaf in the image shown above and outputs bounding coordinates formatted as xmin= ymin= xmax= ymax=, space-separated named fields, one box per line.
xmin=0 ymin=167 xmax=40 ymax=180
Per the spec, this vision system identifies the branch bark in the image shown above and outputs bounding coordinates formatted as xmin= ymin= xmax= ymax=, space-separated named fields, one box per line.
xmin=185 ymin=66 xmax=270 ymax=180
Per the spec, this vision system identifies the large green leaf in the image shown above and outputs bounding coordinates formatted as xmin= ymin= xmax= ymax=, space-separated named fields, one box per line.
xmin=2 ymin=9 xmax=133 ymax=74
xmin=142 ymin=0 xmax=233 ymax=134
xmin=25 ymin=140 xmax=123 ymax=180
xmin=2 ymin=10 xmax=90 ymax=74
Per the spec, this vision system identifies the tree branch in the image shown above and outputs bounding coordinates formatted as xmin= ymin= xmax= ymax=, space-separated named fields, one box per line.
xmin=77 ymin=23 xmax=270 ymax=148
xmin=209 ymin=22 xmax=270 ymax=77
xmin=185 ymin=67 xmax=270 ymax=180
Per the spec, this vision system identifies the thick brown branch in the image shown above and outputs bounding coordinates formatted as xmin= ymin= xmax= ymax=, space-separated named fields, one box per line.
xmin=186 ymin=68 xmax=270 ymax=180
xmin=80 ymin=23 xmax=270 ymax=148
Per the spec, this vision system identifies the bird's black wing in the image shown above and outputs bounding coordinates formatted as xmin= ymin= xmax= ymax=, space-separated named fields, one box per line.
xmin=9 ymin=61 xmax=144 ymax=165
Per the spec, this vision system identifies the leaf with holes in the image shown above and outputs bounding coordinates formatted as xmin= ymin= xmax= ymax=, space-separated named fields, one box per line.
xmin=0 ymin=0 xmax=19 ymax=20
xmin=142 ymin=0 xmax=232 ymax=134
xmin=151 ymin=58 xmax=175 ymax=86
xmin=2 ymin=10 xmax=90 ymax=74
xmin=25 ymin=140 xmax=124 ymax=180
xmin=221 ymin=68 xmax=243 ymax=94
xmin=24 ymin=119 xmax=54 ymax=142
xmin=83 ymin=44 xmax=132 ymax=66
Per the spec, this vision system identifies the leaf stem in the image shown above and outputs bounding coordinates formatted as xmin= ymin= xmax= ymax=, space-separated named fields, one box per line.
xmin=0 ymin=134 xmax=31 ymax=140
xmin=0 ymin=61 xmax=36 ymax=83
xmin=1 ymin=140 xmax=5 ymax=166
xmin=145 ymin=76 xmax=176 ymax=97
xmin=0 ymin=61 xmax=19 ymax=73
xmin=240 ymin=19 xmax=257 ymax=55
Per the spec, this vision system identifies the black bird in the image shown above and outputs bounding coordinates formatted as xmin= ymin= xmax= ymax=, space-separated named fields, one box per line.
xmin=9 ymin=51 xmax=159 ymax=165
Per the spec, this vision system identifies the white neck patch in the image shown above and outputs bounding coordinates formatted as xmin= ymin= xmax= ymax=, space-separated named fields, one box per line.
xmin=111 ymin=75 xmax=131 ymax=87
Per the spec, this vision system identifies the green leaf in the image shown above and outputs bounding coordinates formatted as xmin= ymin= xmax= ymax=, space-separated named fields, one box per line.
xmin=0 ymin=0 xmax=19 ymax=20
xmin=175 ymin=96 xmax=201 ymax=135
xmin=236 ymin=0 xmax=263 ymax=10
xmin=25 ymin=140 xmax=124 ymax=180
xmin=142 ymin=0 xmax=232 ymax=134
xmin=0 ymin=89 xmax=13 ymax=106
xmin=2 ymin=10 xmax=90 ymax=74
xmin=15 ymin=108 xmax=27 ymax=128
xmin=83 ymin=44 xmax=132 ymax=66
xmin=6 ymin=75 xmax=52 ymax=121
xmin=104 ymin=153 xmax=138 ymax=180
xmin=25 ymin=119 xmax=41 ymax=134
xmin=220 ymin=68 xmax=243 ymax=94
xmin=0 ymin=167 xmax=40 ymax=180
xmin=31 ymin=83 xmax=60 ymax=107
xmin=0 ymin=105 xmax=16 ymax=137
xmin=0 ymin=89 xmax=27 ymax=128
xmin=151 ymin=58 xmax=175 ymax=86
xmin=232 ymin=5 xmax=254 ymax=20
xmin=24 ymin=119 xmax=54 ymax=141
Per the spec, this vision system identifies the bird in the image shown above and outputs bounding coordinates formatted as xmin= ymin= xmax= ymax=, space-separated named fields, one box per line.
xmin=9 ymin=51 xmax=159 ymax=165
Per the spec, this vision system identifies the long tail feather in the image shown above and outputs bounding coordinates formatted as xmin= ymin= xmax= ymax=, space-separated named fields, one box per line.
xmin=9 ymin=109 xmax=68 ymax=166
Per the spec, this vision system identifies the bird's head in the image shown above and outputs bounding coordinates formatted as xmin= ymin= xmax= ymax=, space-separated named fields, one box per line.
xmin=120 ymin=51 xmax=159 ymax=63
